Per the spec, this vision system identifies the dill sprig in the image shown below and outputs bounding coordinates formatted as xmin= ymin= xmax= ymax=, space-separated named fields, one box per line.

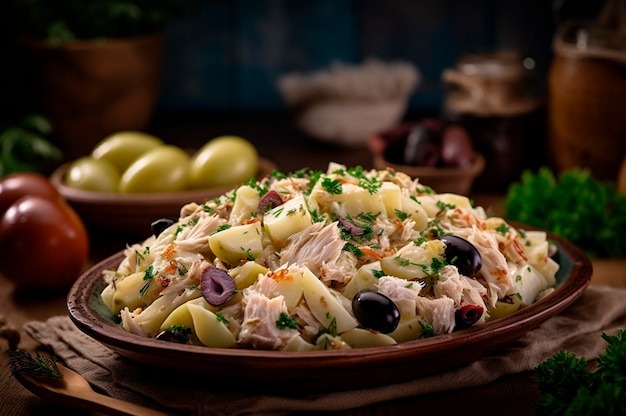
xmin=9 ymin=349 xmax=63 ymax=379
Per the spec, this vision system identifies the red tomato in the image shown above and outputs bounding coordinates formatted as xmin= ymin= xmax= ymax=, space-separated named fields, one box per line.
xmin=0 ymin=172 xmax=61 ymax=216
xmin=0 ymin=195 xmax=89 ymax=290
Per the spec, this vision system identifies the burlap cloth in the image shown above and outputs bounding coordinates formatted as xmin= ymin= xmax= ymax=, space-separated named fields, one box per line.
xmin=22 ymin=285 xmax=626 ymax=416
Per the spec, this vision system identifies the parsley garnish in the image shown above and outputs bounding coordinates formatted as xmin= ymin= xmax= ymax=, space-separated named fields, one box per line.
xmin=276 ymin=312 xmax=298 ymax=329
xmin=372 ymin=269 xmax=386 ymax=278
xmin=436 ymin=200 xmax=456 ymax=210
xmin=343 ymin=242 xmax=364 ymax=257
xmin=322 ymin=177 xmax=343 ymax=194
xmin=317 ymin=315 xmax=338 ymax=337
xmin=143 ymin=264 xmax=155 ymax=280
xmin=395 ymin=209 xmax=411 ymax=221
xmin=202 ymin=203 xmax=215 ymax=214
xmin=535 ymin=330 xmax=626 ymax=415
xmin=419 ymin=321 xmax=435 ymax=338
xmin=216 ymin=312 xmax=229 ymax=324
xmin=495 ymin=224 xmax=510 ymax=235
xmin=211 ymin=224 xmax=231 ymax=235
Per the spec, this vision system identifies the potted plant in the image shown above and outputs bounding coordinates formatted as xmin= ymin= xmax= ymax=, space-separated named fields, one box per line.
xmin=7 ymin=0 xmax=195 ymax=159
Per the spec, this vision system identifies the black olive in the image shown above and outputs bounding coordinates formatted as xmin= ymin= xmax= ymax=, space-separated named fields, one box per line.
xmin=384 ymin=123 xmax=441 ymax=167
xmin=201 ymin=266 xmax=236 ymax=306
xmin=151 ymin=218 xmax=176 ymax=236
xmin=439 ymin=235 xmax=482 ymax=277
xmin=351 ymin=290 xmax=400 ymax=334
xmin=441 ymin=125 xmax=474 ymax=167
xmin=455 ymin=304 xmax=484 ymax=329
xmin=155 ymin=327 xmax=191 ymax=344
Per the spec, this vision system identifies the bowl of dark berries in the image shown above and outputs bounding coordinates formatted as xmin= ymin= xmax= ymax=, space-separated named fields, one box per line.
xmin=370 ymin=119 xmax=485 ymax=195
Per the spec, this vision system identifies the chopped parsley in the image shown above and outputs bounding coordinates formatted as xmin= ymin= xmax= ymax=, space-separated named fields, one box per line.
xmin=372 ymin=269 xmax=386 ymax=278
xmin=343 ymin=242 xmax=364 ymax=257
xmin=216 ymin=312 xmax=229 ymax=324
xmin=436 ymin=200 xmax=456 ymax=210
xmin=419 ymin=321 xmax=435 ymax=338
xmin=318 ymin=315 xmax=338 ymax=337
xmin=211 ymin=224 xmax=231 ymax=235
xmin=322 ymin=177 xmax=343 ymax=194
xmin=395 ymin=209 xmax=411 ymax=221
xmin=140 ymin=264 xmax=155 ymax=296
xmin=495 ymin=223 xmax=510 ymax=235
xmin=276 ymin=312 xmax=298 ymax=329
xmin=143 ymin=264 xmax=155 ymax=280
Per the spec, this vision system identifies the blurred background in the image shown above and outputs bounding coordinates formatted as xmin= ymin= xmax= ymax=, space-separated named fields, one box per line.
xmin=0 ymin=0 xmax=622 ymax=194
xmin=0 ymin=0 xmax=602 ymax=114
xmin=0 ymin=0 xmax=603 ymax=116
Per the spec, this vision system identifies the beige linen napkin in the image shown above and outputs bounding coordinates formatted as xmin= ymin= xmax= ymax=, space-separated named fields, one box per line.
xmin=22 ymin=285 xmax=626 ymax=416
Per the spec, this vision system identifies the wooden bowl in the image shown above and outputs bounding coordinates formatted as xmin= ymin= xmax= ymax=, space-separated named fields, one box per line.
xmin=67 ymin=225 xmax=591 ymax=393
xmin=373 ymin=153 xmax=485 ymax=195
xmin=50 ymin=158 xmax=277 ymax=237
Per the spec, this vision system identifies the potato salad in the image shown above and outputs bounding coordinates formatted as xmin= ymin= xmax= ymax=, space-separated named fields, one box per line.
xmin=100 ymin=162 xmax=559 ymax=350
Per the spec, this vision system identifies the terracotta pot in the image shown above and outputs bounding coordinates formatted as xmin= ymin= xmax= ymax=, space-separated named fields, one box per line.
xmin=548 ymin=15 xmax=626 ymax=182
xmin=20 ymin=33 xmax=165 ymax=159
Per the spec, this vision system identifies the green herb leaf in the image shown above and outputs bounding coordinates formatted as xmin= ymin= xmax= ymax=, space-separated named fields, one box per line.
xmin=9 ymin=349 xmax=62 ymax=379
xmin=505 ymin=168 xmax=626 ymax=258
xmin=535 ymin=329 xmax=626 ymax=415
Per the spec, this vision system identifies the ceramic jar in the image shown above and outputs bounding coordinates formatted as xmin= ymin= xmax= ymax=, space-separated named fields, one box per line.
xmin=548 ymin=16 xmax=626 ymax=183
xmin=442 ymin=51 xmax=544 ymax=191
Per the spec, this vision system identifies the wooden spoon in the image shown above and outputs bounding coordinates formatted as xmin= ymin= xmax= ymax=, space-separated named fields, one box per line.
xmin=14 ymin=363 xmax=169 ymax=416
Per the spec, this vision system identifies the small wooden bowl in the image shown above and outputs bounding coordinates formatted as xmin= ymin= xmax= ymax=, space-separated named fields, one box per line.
xmin=50 ymin=158 xmax=277 ymax=237
xmin=373 ymin=153 xmax=485 ymax=195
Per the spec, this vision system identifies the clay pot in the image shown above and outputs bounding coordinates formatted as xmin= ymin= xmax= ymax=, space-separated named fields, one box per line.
xmin=548 ymin=1 xmax=626 ymax=182
xmin=20 ymin=33 xmax=165 ymax=159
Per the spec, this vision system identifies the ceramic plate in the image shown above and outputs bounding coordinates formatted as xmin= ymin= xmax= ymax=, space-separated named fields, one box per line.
xmin=67 ymin=226 xmax=592 ymax=393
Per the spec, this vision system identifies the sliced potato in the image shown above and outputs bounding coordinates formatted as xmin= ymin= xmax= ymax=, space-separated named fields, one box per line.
xmin=111 ymin=271 xmax=161 ymax=314
xmin=230 ymin=261 xmax=269 ymax=290
xmin=208 ymin=221 xmax=263 ymax=266
xmin=269 ymin=267 xmax=304 ymax=311
xmin=301 ymin=267 xmax=358 ymax=334
xmin=340 ymin=328 xmax=397 ymax=348
xmin=159 ymin=297 xmax=213 ymax=331
xmin=263 ymin=194 xmax=312 ymax=246
xmin=229 ymin=185 xmax=261 ymax=225
xmin=388 ymin=316 xmax=424 ymax=343
xmin=342 ymin=261 xmax=382 ymax=300
xmin=380 ymin=240 xmax=445 ymax=280
xmin=187 ymin=303 xmax=237 ymax=348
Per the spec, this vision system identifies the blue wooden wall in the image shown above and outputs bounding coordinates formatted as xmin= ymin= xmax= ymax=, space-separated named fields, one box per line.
xmin=158 ymin=0 xmax=564 ymax=112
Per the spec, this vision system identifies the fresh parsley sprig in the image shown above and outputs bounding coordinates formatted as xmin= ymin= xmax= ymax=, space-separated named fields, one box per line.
xmin=505 ymin=167 xmax=626 ymax=258
xmin=535 ymin=329 xmax=626 ymax=415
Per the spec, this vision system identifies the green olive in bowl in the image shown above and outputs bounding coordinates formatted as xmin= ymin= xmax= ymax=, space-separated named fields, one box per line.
xmin=189 ymin=136 xmax=259 ymax=189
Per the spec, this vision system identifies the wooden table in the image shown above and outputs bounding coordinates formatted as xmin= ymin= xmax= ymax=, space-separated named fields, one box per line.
xmin=1 ymin=112 xmax=624 ymax=414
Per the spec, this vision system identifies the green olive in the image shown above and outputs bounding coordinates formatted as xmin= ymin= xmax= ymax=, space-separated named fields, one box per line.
xmin=119 ymin=145 xmax=190 ymax=193
xmin=189 ymin=136 xmax=259 ymax=189
xmin=91 ymin=131 xmax=163 ymax=172
xmin=64 ymin=156 xmax=121 ymax=192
